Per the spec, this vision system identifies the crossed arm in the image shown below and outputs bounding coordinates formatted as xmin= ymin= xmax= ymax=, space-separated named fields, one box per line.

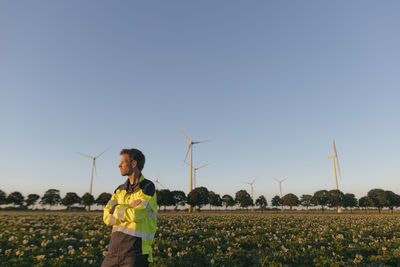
xmin=103 ymin=193 xmax=153 ymax=226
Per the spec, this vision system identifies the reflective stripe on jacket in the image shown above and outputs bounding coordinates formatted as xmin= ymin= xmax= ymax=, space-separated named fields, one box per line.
xmin=103 ymin=175 xmax=157 ymax=263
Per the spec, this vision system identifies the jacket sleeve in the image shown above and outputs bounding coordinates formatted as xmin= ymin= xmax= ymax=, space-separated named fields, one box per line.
xmin=113 ymin=184 xmax=156 ymax=223
xmin=103 ymin=192 xmax=123 ymax=226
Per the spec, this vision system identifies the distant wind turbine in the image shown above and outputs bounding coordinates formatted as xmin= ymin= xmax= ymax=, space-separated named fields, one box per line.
xmin=154 ymin=171 xmax=165 ymax=190
xmin=178 ymin=127 xmax=212 ymax=213
xmin=77 ymin=147 xmax=109 ymax=196
xmin=328 ymin=139 xmax=342 ymax=213
xmin=241 ymin=179 xmax=256 ymax=211
xmin=184 ymin=162 xmax=210 ymax=188
xmin=273 ymin=177 xmax=287 ymax=211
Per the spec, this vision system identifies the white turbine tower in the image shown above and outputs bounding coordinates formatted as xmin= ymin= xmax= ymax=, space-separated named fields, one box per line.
xmin=328 ymin=139 xmax=342 ymax=213
xmin=78 ymin=148 xmax=108 ymax=196
xmin=154 ymin=172 xmax=165 ymax=190
xmin=178 ymin=127 xmax=212 ymax=213
xmin=273 ymin=177 xmax=287 ymax=211
xmin=241 ymin=179 xmax=256 ymax=211
xmin=184 ymin=162 xmax=210 ymax=188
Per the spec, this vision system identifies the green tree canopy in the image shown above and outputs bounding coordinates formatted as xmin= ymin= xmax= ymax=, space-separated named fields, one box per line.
xmin=359 ymin=196 xmax=375 ymax=212
xmin=327 ymin=189 xmax=345 ymax=209
xmin=343 ymin=193 xmax=358 ymax=212
xmin=8 ymin=191 xmax=25 ymax=208
xmin=282 ymin=193 xmax=299 ymax=210
xmin=221 ymin=194 xmax=235 ymax=210
xmin=81 ymin=193 xmax=95 ymax=211
xmin=157 ymin=189 xmax=175 ymax=211
xmin=235 ymin=190 xmax=253 ymax=210
xmin=384 ymin=191 xmax=400 ymax=213
xmin=171 ymin=190 xmax=187 ymax=210
xmin=367 ymin=189 xmax=387 ymax=213
xmin=187 ymin=187 xmax=209 ymax=212
xmin=255 ymin=195 xmax=267 ymax=211
xmin=311 ymin=190 xmax=329 ymax=212
xmin=40 ymin=189 xmax=61 ymax=208
xmin=0 ymin=190 xmax=7 ymax=205
xmin=25 ymin=194 xmax=40 ymax=208
xmin=271 ymin=195 xmax=282 ymax=208
xmin=96 ymin=192 xmax=112 ymax=206
xmin=300 ymin=194 xmax=313 ymax=210
xmin=61 ymin=192 xmax=81 ymax=211
xmin=208 ymin=191 xmax=222 ymax=210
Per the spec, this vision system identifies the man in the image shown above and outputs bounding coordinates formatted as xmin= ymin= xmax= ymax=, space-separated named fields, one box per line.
xmin=101 ymin=148 xmax=158 ymax=267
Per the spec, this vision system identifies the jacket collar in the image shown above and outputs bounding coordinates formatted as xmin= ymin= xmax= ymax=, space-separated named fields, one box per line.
xmin=122 ymin=174 xmax=144 ymax=193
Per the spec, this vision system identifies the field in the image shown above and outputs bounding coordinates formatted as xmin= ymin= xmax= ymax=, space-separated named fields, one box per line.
xmin=1 ymin=211 xmax=400 ymax=266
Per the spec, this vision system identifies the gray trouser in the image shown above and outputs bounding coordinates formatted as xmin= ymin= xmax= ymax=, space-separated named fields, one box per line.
xmin=101 ymin=253 xmax=149 ymax=267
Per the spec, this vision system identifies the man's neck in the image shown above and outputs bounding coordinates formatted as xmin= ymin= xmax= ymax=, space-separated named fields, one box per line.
xmin=128 ymin=170 xmax=141 ymax=185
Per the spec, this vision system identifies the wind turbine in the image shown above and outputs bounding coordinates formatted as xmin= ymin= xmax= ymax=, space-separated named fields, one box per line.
xmin=184 ymin=162 xmax=210 ymax=188
xmin=241 ymin=179 xmax=256 ymax=211
xmin=154 ymin=172 xmax=165 ymax=190
xmin=77 ymin=147 xmax=108 ymax=196
xmin=328 ymin=139 xmax=342 ymax=212
xmin=273 ymin=177 xmax=287 ymax=211
xmin=178 ymin=127 xmax=212 ymax=212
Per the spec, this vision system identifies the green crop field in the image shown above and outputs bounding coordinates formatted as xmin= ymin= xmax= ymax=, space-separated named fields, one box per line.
xmin=1 ymin=211 xmax=400 ymax=266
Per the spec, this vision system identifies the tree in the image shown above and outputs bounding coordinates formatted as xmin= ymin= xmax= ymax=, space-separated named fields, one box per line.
xmin=157 ymin=189 xmax=175 ymax=211
xmin=282 ymin=193 xmax=299 ymax=210
xmin=255 ymin=195 xmax=267 ymax=212
xmin=359 ymin=196 xmax=375 ymax=213
xmin=7 ymin=191 xmax=25 ymax=208
xmin=96 ymin=192 xmax=112 ymax=206
xmin=384 ymin=191 xmax=400 ymax=213
xmin=81 ymin=193 xmax=95 ymax=211
xmin=187 ymin=187 xmax=209 ymax=212
xmin=343 ymin=193 xmax=358 ymax=213
xmin=300 ymin=194 xmax=313 ymax=211
xmin=311 ymin=190 xmax=329 ymax=212
xmin=25 ymin=194 xmax=40 ymax=209
xmin=61 ymin=193 xmax=81 ymax=211
xmin=0 ymin=190 xmax=6 ymax=205
xmin=222 ymin=194 xmax=235 ymax=210
xmin=271 ymin=195 xmax=282 ymax=210
xmin=367 ymin=189 xmax=387 ymax=213
xmin=171 ymin=190 xmax=186 ymax=210
xmin=40 ymin=189 xmax=61 ymax=209
xmin=327 ymin=190 xmax=345 ymax=211
xmin=208 ymin=191 xmax=222 ymax=210
xmin=235 ymin=190 xmax=253 ymax=211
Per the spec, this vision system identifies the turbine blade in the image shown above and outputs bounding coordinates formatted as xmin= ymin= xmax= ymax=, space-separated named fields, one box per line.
xmin=183 ymin=144 xmax=192 ymax=165
xmin=197 ymin=138 xmax=213 ymax=144
xmin=197 ymin=163 xmax=209 ymax=170
xmin=96 ymin=147 xmax=109 ymax=158
xmin=333 ymin=140 xmax=337 ymax=157
xmin=282 ymin=177 xmax=288 ymax=182
xmin=158 ymin=182 xmax=166 ymax=188
xmin=251 ymin=178 xmax=256 ymax=184
xmin=178 ymin=127 xmax=191 ymax=143
xmin=94 ymin=161 xmax=98 ymax=176
xmin=184 ymin=161 xmax=194 ymax=169
xmin=336 ymin=156 xmax=342 ymax=180
xmin=77 ymin=152 xmax=93 ymax=159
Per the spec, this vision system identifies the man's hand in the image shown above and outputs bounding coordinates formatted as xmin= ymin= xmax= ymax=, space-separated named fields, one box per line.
xmin=129 ymin=199 xmax=142 ymax=208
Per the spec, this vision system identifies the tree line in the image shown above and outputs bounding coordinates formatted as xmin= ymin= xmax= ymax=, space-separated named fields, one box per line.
xmin=0 ymin=189 xmax=111 ymax=211
xmin=1 ymin=188 xmax=399 ymax=213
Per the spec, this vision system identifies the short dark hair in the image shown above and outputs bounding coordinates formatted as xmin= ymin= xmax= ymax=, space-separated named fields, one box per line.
xmin=120 ymin=148 xmax=145 ymax=171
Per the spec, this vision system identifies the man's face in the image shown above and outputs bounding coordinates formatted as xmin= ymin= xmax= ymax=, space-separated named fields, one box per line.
xmin=119 ymin=154 xmax=136 ymax=176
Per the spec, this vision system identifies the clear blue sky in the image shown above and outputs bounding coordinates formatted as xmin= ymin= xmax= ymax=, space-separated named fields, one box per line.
xmin=1 ymin=1 xmax=399 ymax=202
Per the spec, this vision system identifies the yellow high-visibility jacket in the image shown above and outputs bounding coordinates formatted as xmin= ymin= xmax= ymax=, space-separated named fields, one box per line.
xmin=103 ymin=175 xmax=157 ymax=262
